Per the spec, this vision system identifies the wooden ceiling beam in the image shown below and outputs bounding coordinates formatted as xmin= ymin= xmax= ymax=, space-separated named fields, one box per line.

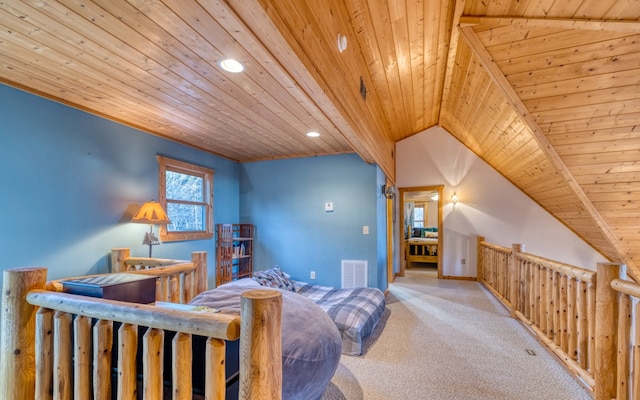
xmin=458 ymin=25 xmax=638 ymax=276
xmin=460 ymin=16 xmax=640 ymax=32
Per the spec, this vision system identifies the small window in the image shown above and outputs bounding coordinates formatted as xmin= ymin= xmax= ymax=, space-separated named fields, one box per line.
xmin=413 ymin=205 xmax=425 ymax=228
xmin=157 ymin=155 xmax=214 ymax=242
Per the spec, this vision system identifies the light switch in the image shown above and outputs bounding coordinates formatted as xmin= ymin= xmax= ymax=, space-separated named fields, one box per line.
xmin=363 ymin=226 xmax=369 ymax=234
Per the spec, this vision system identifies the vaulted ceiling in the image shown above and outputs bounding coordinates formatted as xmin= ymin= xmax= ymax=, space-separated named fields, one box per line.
xmin=1 ymin=0 xmax=639 ymax=274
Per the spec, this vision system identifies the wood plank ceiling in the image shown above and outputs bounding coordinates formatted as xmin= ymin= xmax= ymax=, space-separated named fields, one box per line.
xmin=0 ymin=0 xmax=639 ymax=274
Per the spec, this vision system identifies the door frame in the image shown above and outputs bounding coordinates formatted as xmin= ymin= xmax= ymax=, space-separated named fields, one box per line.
xmin=398 ymin=185 xmax=444 ymax=279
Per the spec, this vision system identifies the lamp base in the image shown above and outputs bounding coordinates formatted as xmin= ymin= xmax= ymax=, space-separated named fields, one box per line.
xmin=142 ymin=225 xmax=161 ymax=257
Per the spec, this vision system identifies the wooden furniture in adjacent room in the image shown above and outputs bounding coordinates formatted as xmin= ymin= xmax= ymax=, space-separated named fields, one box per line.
xmin=216 ymin=223 xmax=254 ymax=286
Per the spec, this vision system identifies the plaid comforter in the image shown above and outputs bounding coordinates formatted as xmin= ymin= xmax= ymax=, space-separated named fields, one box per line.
xmin=295 ymin=282 xmax=386 ymax=355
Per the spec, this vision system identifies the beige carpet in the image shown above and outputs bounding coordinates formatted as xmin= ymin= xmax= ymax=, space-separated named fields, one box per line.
xmin=321 ymin=268 xmax=592 ymax=400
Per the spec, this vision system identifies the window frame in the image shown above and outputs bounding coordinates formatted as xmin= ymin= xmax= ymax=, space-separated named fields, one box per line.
xmin=413 ymin=204 xmax=425 ymax=228
xmin=157 ymin=155 xmax=214 ymax=242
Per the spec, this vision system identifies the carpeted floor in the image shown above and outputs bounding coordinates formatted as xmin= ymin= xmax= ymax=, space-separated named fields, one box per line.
xmin=321 ymin=268 xmax=592 ymax=400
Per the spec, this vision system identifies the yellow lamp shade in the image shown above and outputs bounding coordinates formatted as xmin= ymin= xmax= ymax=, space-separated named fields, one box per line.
xmin=131 ymin=201 xmax=171 ymax=225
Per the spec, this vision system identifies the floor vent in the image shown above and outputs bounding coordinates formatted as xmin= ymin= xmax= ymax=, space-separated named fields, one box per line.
xmin=341 ymin=260 xmax=368 ymax=288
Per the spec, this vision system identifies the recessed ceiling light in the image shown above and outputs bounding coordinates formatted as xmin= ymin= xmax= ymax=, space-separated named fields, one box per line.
xmin=218 ymin=58 xmax=244 ymax=73
xmin=306 ymin=131 xmax=320 ymax=137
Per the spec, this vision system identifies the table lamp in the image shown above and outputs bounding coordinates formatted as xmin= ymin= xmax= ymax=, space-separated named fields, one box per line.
xmin=131 ymin=201 xmax=171 ymax=257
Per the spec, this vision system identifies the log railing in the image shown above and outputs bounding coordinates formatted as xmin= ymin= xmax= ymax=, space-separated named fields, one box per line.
xmin=111 ymin=247 xmax=208 ymax=303
xmin=45 ymin=249 xmax=207 ymax=304
xmin=477 ymin=236 xmax=638 ymax=400
xmin=0 ymin=266 xmax=282 ymax=399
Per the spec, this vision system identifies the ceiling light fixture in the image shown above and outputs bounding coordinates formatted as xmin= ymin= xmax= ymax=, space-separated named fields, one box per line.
xmin=306 ymin=131 xmax=320 ymax=137
xmin=337 ymin=33 xmax=348 ymax=53
xmin=218 ymin=58 xmax=244 ymax=73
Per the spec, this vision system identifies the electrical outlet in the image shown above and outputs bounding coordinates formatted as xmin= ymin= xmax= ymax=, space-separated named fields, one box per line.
xmin=461 ymin=258 xmax=466 ymax=265
xmin=324 ymin=202 xmax=334 ymax=212
xmin=310 ymin=271 xmax=316 ymax=280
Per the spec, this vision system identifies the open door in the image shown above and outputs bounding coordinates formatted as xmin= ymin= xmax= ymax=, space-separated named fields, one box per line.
xmin=386 ymin=191 xmax=394 ymax=284
xmin=399 ymin=185 xmax=443 ymax=278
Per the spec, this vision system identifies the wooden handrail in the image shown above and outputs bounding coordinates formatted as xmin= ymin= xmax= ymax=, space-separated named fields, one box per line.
xmin=477 ymin=239 xmax=598 ymax=395
xmin=26 ymin=290 xmax=240 ymax=340
xmin=477 ymin=238 xmax=639 ymax=400
xmin=1 ymin=261 xmax=281 ymax=400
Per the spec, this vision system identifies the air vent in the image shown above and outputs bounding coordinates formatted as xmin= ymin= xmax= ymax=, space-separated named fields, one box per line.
xmin=341 ymin=260 xmax=368 ymax=288
xmin=360 ymin=77 xmax=367 ymax=101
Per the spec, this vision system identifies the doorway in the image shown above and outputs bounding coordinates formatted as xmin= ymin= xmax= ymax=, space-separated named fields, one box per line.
xmin=399 ymin=185 xmax=443 ymax=279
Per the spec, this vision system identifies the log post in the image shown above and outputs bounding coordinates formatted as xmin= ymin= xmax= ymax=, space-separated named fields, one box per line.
xmin=510 ymin=244 xmax=523 ymax=317
xmin=111 ymin=248 xmax=131 ymax=273
xmin=239 ymin=289 xmax=282 ymax=400
xmin=0 ymin=267 xmax=48 ymax=400
xmin=476 ymin=236 xmax=485 ymax=282
xmin=192 ymin=251 xmax=208 ymax=295
xmin=594 ymin=262 xmax=621 ymax=400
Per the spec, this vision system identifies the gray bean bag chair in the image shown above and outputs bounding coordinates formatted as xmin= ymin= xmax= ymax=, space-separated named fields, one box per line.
xmin=190 ymin=279 xmax=342 ymax=400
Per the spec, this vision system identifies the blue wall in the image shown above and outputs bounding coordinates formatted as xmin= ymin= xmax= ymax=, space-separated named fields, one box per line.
xmin=0 ymin=84 xmax=239 ymax=288
xmin=239 ymin=154 xmax=387 ymax=289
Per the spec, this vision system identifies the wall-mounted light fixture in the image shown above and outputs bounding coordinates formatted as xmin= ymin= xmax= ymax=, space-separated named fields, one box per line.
xmin=382 ymin=184 xmax=395 ymax=199
xmin=451 ymin=192 xmax=458 ymax=205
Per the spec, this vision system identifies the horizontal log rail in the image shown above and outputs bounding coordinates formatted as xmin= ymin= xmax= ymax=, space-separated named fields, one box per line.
xmin=27 ymin=290 xmax=240 ymax=339
xmin=477 ymin=236 xmax=637 ymax=400
xmin=0 ymin=266 xmax=282 ymax=400
xmin=111 ymin=248 xmax=208 ymax=302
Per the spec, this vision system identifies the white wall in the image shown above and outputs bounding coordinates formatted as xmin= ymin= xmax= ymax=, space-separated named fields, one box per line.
xmin=396 ymin=126 xmax=607 ymax=277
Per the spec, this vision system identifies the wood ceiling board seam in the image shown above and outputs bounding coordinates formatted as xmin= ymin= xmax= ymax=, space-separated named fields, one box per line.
xmin=524 ymin=85 xmax=640 ymax=113
xmin=553 ymin=138 xmax=640 ymax=156
xmin=573 ymin=0 xmax=623 ymax=19
xmin=242 ymin=1 xmax=394 ymax=167
xmin=562 ymin=150 xmax=640 ymax=167
xmin=150 ymin=0 xmax=349 ymax=148
xmin=540 ymin=111 xmax=640 ymax=135
xmin=455 ymin=89 xmax=517 ymax=155
xmin=603 ymin=1 xmax=640 ymax=19
xmin=299 ymin=0 xmax=397 ymax=146
xmin=506 ymin=51 xmax=640 ymax=89
xmin=219 ymin=0 xmax=383 ymax=169
xmin=498 ymin=33 xmax=640 ymax=76
xmin=488 ymin=30 xmax=632 ymax=65
xmin=546 ymin=126 xmax=640 ymax=145
xmin=348 ymin=0 xmax=402 ymax=141
xmin=0 ymin=36 xmax=218 ymax=138
xmin=389 ymin=0 xmax=418 ymax=135
xmin=460 ymin=24 xmax=630 ymax=269
xmin=40 ymin=0 xmax=302 ymax=152
xmin=356 ymin=0 xmax=411 ymax=137
xmin=569 ymin=160 xmax=640 ymax=176
xmin=522 ymin=0 xmax=556 ymax=17
xmin=515 ymin=68 xmax=640 ymax=102
xmin=575 ymin=172 xmax=640 ymax=186
xmin=449 ymin=58 xmax=489 ymax=131
xmin=473 ymin=24 xmax=567 ymax=48
xmin=442 ymin=39 xmax=478 ymax=126
xmin=407 ymin=0 xmax=427 ymax=132
xmin=195 ymin=0 xmax=366 ymax=149
xmin=438 ymin=0 xmax=466 ymax=126
xmin=460 ymin=16 xmax=640 ymax=32
xmin=534 ymin=101 xmax=640 ymax=125
xmin=428 ymin=0 xmax=455 ymax=126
